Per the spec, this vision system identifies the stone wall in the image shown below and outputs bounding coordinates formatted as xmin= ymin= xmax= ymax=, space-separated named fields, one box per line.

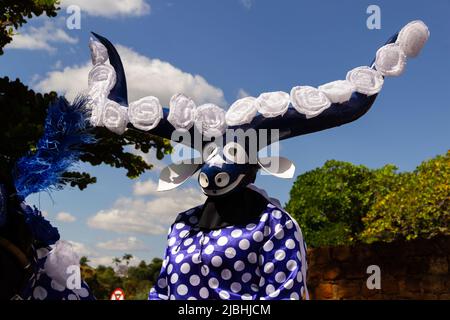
xmin=306 ymin=236 xmax=450 ymax=299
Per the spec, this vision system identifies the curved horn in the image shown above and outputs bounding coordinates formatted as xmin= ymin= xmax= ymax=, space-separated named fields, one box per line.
xmin=91 ymin=32 xmax=128 ymax=106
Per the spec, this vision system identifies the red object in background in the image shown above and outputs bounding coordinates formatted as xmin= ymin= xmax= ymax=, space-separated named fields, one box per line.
xmin=110 ymin=288 xmax=125 ymax=300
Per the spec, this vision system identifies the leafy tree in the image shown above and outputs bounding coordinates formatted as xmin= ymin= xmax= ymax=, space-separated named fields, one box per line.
xmin=361 ymin=151 xmax=450 ymax=243
xmin=79 ymin=256 xmax=90 ymax=267
xmin=286 ymin=160 xmax=400 ymax=247
xmin=0 ymin=0 xmax=59 ymax=54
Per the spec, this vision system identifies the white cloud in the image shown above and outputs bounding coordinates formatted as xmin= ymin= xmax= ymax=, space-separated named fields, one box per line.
xmin=133 ymin=179 xmax=159 ymax=196
xmin=96 ymin=236 xmax=148 ymax=251
xmin=56 ymin=211 xmax=77 ymax=223
xmin=87 ymin=182 xmax=205 ymax=235
xmin=7 ymin=20 xmax=78 ymax=52
xmin=34 ymin=45 xmax=226 ymax=107
xmin=61 ymin=0 xmax=151 ymax=17
xmin=240 ymin=0 xmax=254 ymax=9
xmin=237 ymin=88 xmax=250 ymax=99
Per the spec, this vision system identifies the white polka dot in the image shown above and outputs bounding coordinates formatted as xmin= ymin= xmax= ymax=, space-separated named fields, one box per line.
xmin=263 ymin=262 xmax=274 ymax=273
xmin=225 ymin=247 xmax=236 ymax=259
xmin=241 ymin=273 xmax=252 ymax=283
xmin=192 ymin=253 xmax=201 ymax=264
xmin=190 ymin=275 xmax=200 ymax=286
xmin=170 ymin=294 xmax=175 ymax=300
xmin=264 ymin=226 xmax=271 ymax=237
xmin=170 ymin=273 xmax=179 ymax=284
xmin=189 ymin=216 xmax=198 ymax=224
xmin=187 ymin=244 xmax=196 ymax=254
xmin=251 ymin=284 xmax=259 ymax=292
xmin=285 ymin=239 xmax=296 ymax=249
xmin=285 ymin=220 xmax=294 ymax=229
xmin=187 ymin=296 xmax=197 ymax=300
xmin=168 ymin=237 xmax=176 ymax=246
xmin=221 ymin=269 xmax=232 ymax=280
xmin=275 ymin=225 xmax=285 ymax=239
xmin=275 ymin=272 xmax=286 ymax=283
xmin=167 ymin=264 xmax=173 ymax=274
xmin=185 ymin=209 xmax=195 ymax=215
xmin=231 ymin=229 xmax=242 ymax=238
xmin=252 ymin=231 xmax=263 ymax=242
xmin=246 ymin=223 xmax=256 ymax=230
xmin=263 ymin=240 xmax=274 ymax=252
xmin=297 ymin=271 xmax=303 ymax=283
xmin=167 ymin=227 xmax=172 ymax=235
xmin=74 ymin=287 xmax=89 ymax=298
xmin=50 ymin=280 xmax=65 ymax=292
xmin=181 ymin=262 xmax=191 ymax=274
xmin=260 ymin=213 xmax=269 ymax=222
xmin=239 ymin=239 xmax=250 ymax=250
xmin=294 ymin=230 xmax=300 ymax=241
xmin=247 ymin=252 xmax=257 ymax=264
xmin=231 ymin=282 xmax=242 ymax=293
xmin=201 ymin=236 xmax=210 ymax=245
xmin=286 ymin=260 xmax=297 ymax=271
xmin=179 ymin=230 xmax=189 ymax=238
xmin=217 ymin=236 xmax=228 ymax=246
xmin=177 ymin=284 xmax=188 ymax=295
xmin=265 ymin=284 xmax=275 ymax=295
xmin=255 ymin=267 xmax=261 ymax=277
xmin=259 ymin=254 xmax=264 ymax=265
xmin=301 ymin=286 xmax=305 ymax=297
xmin=284 ymin=279 xmax=294 ymax=289
xmin=175 ymin=253 xmax=184 ymax=263
xmin=267 ymin=203 xmax=275 ymax=208
xmin=183 ymin=238 xmax=193 ymax=246
xmin=234 ymin=260 xmax=245 ymax=272
xmin=68 ymin=294 xmax=78 ymax=300
xmin=208 ymin=277 xmax=219 ymax=289
xmin=204 ymin=244 xmax=214 ymax=254
xmin=219 ymin=290 xmax=230 ymax=300
xmin=290 ymin=292 xmax=300 ymax=300
xmin=241 ymin=293 xmax=252 ymax=300
xmin=212 ymin=229 xmax=221 ymax=237
xmin=296 ymin=251 xmax=302 ymax=260
xmin=162 ymin=257 xmax=168 ymax=268
xmin=199 ymin=287 xmax=209 ymax=298
xmin=33 ymin=286 xmax=47 ymax=300
xmin=158 ymin=278 xmax=167 ymax=288
xmin=175 ymin=222 xmax=185 ymax=229
xmin=211 ymin=256 xmax=223 ymax=267
xmin=269 ymin=289 xmax=280 ymax=298
xmin=201 ymin=265 xmax=210 ymax=276
xmin=196 ymin=231 xmax=203 ymax=238
xmin=272 ymin=210 xmax=282 ymax=219
xmin=275 ymin=249 xmax=286 ymax=261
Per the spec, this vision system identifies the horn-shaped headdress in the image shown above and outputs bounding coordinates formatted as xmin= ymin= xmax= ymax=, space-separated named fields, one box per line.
xmin=87 ymin=21 xmax=429 ymax=197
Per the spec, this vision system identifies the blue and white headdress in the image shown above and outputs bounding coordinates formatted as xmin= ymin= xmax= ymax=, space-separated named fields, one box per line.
xmin=87 ymin=21 xmax=429 ymax=197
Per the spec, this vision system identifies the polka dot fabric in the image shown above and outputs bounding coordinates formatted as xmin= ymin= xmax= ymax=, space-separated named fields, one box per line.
xmin=149 ymin=202 xmax=308 ymax=300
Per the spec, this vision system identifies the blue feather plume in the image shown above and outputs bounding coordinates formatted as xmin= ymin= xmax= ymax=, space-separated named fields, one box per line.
xmin=14 ymin=96 xmax=95 ymax=198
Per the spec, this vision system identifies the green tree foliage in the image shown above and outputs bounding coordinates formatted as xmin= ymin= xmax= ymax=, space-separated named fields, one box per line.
xmin=286 ymin=152 xmax=449 ymax=247
xmin=0 ymin=0 xmax=59 ymax=54
xmin=81 ymin=257 xmax=163 ymax=300
xmin=361 ymin=150 xmax=450 ymax=243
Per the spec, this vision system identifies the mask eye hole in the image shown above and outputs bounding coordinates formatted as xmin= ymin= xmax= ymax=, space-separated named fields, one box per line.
xmin=199 ymin=172 xmax=209 ymax=188
xmin=223 ymin=142 xmax=247 ymax=164
xmin=203 ymin=142 xmax=218 ymax=162
xmin=214 ymin=172 xmax=230 ymax=187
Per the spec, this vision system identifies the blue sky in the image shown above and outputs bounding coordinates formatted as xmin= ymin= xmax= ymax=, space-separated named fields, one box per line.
xmin=1 ymin=0 xmax=449 ymax=266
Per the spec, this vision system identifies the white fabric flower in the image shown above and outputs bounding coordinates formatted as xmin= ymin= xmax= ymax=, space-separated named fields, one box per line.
xmin=194 ymin=104 xmax=227 ymax=137
xmin=87 ymin=84 xmax=107 ymax=126
xmin=89 ymin=38 xmax=108 ymax=66
xmin=44 ymin=240 xmax=80 ymax=287
xmin=225 ymin=97 xmax=258 ymax=126
xmin=102 ymin=100 xmax=129 ymax=134
xmin=396 ymin=20 xmax=430 ymax=58
xmin=128 ymin=96 xmax=163 ymax=131
xmin=375 ymin=43 xmax=406 ymax=77
xmin=256 ymin=91 xmax=290 ymax=118
xmin=346 ymin=66 xmax=384 ymax=96
xmin=88 ymin=64 xmax=116 ymax=92
xmin=290 ymin=86 xmax=331 ymax=119
xmin=318 ymin=80 xmax=355 ymax=104
xmin=168 ymin=93 xmax=196 ymax=131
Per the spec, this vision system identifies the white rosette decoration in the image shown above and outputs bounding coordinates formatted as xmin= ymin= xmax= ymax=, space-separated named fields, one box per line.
xmin=375 ymin=43 xmax=406 ymax=77
xmin=44 ymin=240 xmax=80 ymax=287
xmin=396 ymin=20 xmax=430 ymax=58
xmin=102 ymin=100 xmax=129 ymax=134
xmin=128 ymin=96 xmax=163 ymax=131
xmin=318 ymin=80 xmax=355 ymax=104
xmin=89 ymin=38 xmax=108 ymax=66
xmin=256 ymin=91 xmax=290 ymax=118
xmin=194 ymin=103 xmax=227 ymax=137
xmin=346 ymin=66 xmax=384 ymax=96
xmin=290 ymin=86 xmax=331 ymax=119
xmin=225 ymin=96 xmax=258 ymax=126
xmin=168 ymin=93 xmax=196 ymax=131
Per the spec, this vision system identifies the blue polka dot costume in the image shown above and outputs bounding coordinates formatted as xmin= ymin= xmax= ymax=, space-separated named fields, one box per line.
xmin=149 ymin=191 xmax=309 ymax=300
